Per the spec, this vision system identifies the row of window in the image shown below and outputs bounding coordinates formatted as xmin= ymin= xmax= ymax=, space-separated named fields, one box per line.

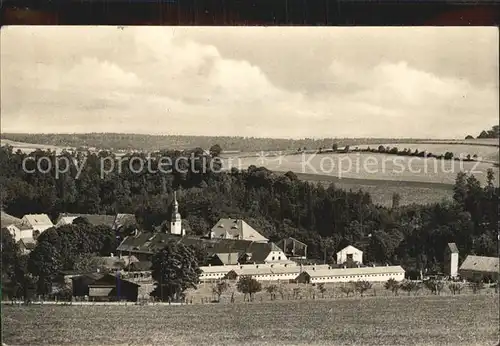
xmin=311 ymin=273 xmax=403 ymax=280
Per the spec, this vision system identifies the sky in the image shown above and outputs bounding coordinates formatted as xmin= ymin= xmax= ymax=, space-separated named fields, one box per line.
xmin=1 ymin=26 xmax=498 ymax=139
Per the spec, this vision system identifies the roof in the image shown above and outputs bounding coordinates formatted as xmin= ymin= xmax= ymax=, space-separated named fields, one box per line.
xmin=210 ymin=218 xmax=268 ymax=242
xmin=129 ymin=261 xmax=152 ymax=271
xmin=226 ymin=265 xmax=301 ymax=277
xmin=1 ymin=211 xmax=23 ymax=228
xmin=112 ymin=213 xmax=137 ymax=230
xmin=116 ymin=231 xmax=282 ymax=264
xmin=201 ymin=262 xmax=298 ymax=274
xmin=22 ymin=214 xmax=53 ymax=227
xmin=447 ymin=243 xmax=459 ymax=253
xmin=8 ymin=222 xmax=33 ymax=231
xmin=278 ymin=237 xmax=307 ymax=247
xmin=337 ymin=245 xmax=363 ymax=255
xmin=213 ymin=253 xmax=240 ymax=265
xmin=19 ymin=237 xmax=36 ymax=250
xmin=56 ymin=213 xmax=116 ymax=227
xmin=459 ymin=255 xmax=499 ymax=273
xmin=301 ymin=265 xmax=405 ymax=278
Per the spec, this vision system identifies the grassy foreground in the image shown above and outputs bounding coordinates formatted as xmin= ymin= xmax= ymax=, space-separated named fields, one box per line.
xmin=3 ymin=294 xmax=499 ymax=346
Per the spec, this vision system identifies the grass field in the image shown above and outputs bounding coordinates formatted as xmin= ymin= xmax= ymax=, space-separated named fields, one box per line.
xmin=2 ymin=294 xmax=498 ymax=345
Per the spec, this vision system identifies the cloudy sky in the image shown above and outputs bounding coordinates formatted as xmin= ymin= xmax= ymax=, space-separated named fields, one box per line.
xmin=1 ymin=26 xmax=498 ymax=138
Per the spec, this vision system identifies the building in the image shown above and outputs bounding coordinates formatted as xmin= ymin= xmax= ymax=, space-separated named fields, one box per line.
xmin=199 ymin=261 xmax=298 ymax=282
xmin=21 ymin=214 xmax=54 ymax=232
xmin=209 ymin=218 xmax=268 ymax=242
xmin=277 ymin=237 xmax=307 ymax=260
xmin=458 ymin=255 xmax=499 ymax=282
xmin=295 ymin=265 xmax=406 ymax=284
xmin=169 ymin=191 xmax=186 ymax=236
xmin=336 ymin=245 xmax=363 ymax=265
xmin=6 ymin=222 xmax=34 ymax=242
xmin=444 ymin=243 xmax=459 ymax=278
xmin=55 ymin=213 xmax=116 ymax=228
xmin=223 ymin=263 xmax=301 ymax=282
xmin=71 ymin=273 xmax=140 ymax=302
xmin=18 ymin=237 xmax=36 ymax=254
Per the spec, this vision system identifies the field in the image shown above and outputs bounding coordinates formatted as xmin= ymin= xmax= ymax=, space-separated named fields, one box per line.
xmin=3 ymin=294 xmax=499 ymax=345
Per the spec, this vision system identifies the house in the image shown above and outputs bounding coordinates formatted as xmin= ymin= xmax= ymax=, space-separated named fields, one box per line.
xmin=444 ymin=243 xmax=459 ymax=278
xmin=336 ymin=245 xmax=363 ymax=265
xmin=458 ymin=255 xmax=499 ymax=282
xmin=21 ymin=214 xmax=54 ymax=232
xmin=55 ymin=213 xmax=116 ymax=228
xmin=71 ymin=273 xmax=140 ymax=302
xmin=277 ymin=237 xmax=307 ymax=259
xmin=6 ymin=223 xmax=34 ymax=242
xmin=209 ymin=218 xmax=268 ymax=242
xmin=223 ymin=263 xmax=302 ymax=282
xmin=295 ymin=265 xmax=406 ymax=284
xmin=1 ymin=210 xmax=23 ymax=228
xmin=199 ymin=261 xmax=298 ymax=282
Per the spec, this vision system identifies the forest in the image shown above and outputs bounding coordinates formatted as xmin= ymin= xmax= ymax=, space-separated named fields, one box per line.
xmin=1 ymin=144 xmax=498 ymax=296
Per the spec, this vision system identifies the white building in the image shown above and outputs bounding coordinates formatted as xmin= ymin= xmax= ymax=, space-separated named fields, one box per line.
xmin=169 ymin=191 xmax=185 ymax=236
xmin=444 ymin=243 xmax=459 ymax=278
xmin=6 ymin=223 xmax=33 ymax=242
xmin=336 ymin=245 xmax=363 ymax=265
xmin=296 ymin=265 xmax=406 ymax=284
xmin=21 ymin=214 xmax=54 ymax=233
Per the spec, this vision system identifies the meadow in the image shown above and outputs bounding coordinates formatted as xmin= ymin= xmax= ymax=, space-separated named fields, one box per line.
xmin=3 ymin=294 xmax=498 ymax=345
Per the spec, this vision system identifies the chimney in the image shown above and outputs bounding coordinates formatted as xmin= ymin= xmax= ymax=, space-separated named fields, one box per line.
xmin=110 ymin=253 xmax=114 ymax=258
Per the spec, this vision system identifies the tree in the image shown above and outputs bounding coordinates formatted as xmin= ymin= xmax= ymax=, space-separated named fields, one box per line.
xmin=392 ymin=193 xmax=401 ymax=210
xmin=354 ymin=280 xmax=372 ymax=297
xmin=464 ymin=135 xmax=474 ymax=140
xmin=212 ymin=280 xmax=229 ymax=302
xmin=27 ymin=242 xmax=62 ymax=296
xmin=400 ymin=280 xmax=417 ymax=296
xmin=265 ymin=284 xmax=278 ymax=301
xmin=209 ymin=144 xmax=222 ymax=157
xmin=340 ymin=282 xmax=355 ymax=297
xmin=448 ymin=282 xmax=464 ymax=295
xmin=332 ymin=143 xmax=338 ymax=152
xmin=236 ymin=276 xmax=262 ymax=302
xmin=317 ymin=283 xmax=327 ymax=298
xmin=424 ymin=279 xmax=444 ymax=295
xmin=73 ymin=254 xmax=108 ymax=273
xmin=384 ymin=278 xmax=400 ymax=296
xmin=470 ymin=280 xmax=484 ymax=294
xmin=150 ymin=241 xmax=201 ymax=302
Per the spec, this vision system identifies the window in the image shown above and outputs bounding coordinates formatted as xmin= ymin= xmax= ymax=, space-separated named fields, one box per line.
xmin=272 ymin=257 xmax=275 ymax=261
xmin=278 ymin=256 xmax=281 ymax=260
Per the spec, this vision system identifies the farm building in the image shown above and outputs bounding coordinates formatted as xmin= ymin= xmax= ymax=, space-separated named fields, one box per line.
xmin=223 ymin=264 xmax=301 ymax=282
xmin=71 ymin=273 xmax=140 ymax=302
xmin=18 ymin=237 xmax=36 ymax=254
xmin=21 ymin=214 xmax=54 ymax=232
xmin=55 ymin=213 xmax=116 ymax=228
xmin=295 ymin=265 xmax=405 ymax=284
xmin=458 ymin=255 xmax=499 ymax=282
xmin=444 ymin=243 xmax=459 ymax=278
xmin=336 ymin=245 xmax=363 ymax=265
xmin=209 ymin=218 xmax=268 ymax=242
xmin=277 ymin=237 xmax=307 ymax=260
xmin=199 ymin=261 xmax=298 ymax=282
xmin=117 ymin=231 xmax=288 ymax=264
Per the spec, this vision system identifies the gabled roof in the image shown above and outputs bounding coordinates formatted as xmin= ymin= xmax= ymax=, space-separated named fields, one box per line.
xmin=210 ymin=218 xmax=268 ymax=242
xmin=1 ymin=211 xmax=23 ymax=228
xmin=213 ymin=253 xmax=240 ymax=265
xmin=112 ymin=213 xmax=137 ymax=230
xmin=447 ymin=243 xmax=459 ymax=253
xmin=56 ymin=213 xmax=115 ymax=227
xmin=337 ymin=245 xmax=363 ymax=255
xmin=459 ymin=255 xmax=499 ymax=273
xmin=22 ymin=214 xmax=53 ymax=227
xmin=19 ymin=237 xmax=36 ymax=250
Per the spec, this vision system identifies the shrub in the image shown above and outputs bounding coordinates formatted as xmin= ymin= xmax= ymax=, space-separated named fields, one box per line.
xmin=384 ymin=278 xmax=400 ymax=296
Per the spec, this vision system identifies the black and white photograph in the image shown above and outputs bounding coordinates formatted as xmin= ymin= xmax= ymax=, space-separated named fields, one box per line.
xmin=1 ymin=25 xmax=499 ymax=345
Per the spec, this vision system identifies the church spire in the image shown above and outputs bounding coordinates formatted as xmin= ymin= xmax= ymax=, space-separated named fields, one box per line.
xmin=170 ymin=189 xmax=183 ymax=236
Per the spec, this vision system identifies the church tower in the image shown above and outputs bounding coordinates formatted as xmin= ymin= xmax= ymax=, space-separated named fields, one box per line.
xmin=169 ymin=191 xmax=184 ymax=236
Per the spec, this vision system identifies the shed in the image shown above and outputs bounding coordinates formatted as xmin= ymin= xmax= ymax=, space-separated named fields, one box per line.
xmin=459 ymin=255 xmax=499 ymax=282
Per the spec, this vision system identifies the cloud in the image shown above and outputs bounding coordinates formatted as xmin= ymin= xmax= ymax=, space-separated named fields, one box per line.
xmin=0 ymin=27 xmax=497 ymax=139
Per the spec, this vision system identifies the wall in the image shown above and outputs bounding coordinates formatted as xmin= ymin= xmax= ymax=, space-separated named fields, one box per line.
xmin=309 ymin=272 xmax=405 ymax=284
xmin=336 ymin=247 xmax=363 ymax=264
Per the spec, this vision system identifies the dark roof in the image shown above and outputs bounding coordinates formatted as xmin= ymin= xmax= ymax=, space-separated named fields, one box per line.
xmin=117 ymin=231 xmax=281 ymax=264
xmin=129 ymin=261 xmax=152 ymax=271
xmin=209 ymin=218 xmax=268 ymax=242
xmin=447 ymin=243 xmax=459 ymax=253
xmin=278 ymin=237 xmax=307 ymax=247
xmin=57 ymin=213 xmax=116 ymax=227
xmin=19 ymin=238 xmax=36 ymax=250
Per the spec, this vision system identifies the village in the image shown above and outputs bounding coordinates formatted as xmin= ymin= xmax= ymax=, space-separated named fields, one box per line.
xmin=2 ymin=191 xmax=498 ymax=304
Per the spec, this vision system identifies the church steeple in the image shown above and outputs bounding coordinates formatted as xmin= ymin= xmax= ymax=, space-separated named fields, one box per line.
xmin=170 ymin=190 xmax=184 ymax=236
